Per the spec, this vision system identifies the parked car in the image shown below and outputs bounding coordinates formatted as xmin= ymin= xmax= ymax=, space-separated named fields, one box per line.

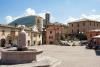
xmin=81 ymin=42 xmax=87 ymax=46
xmin=11 ymin=43 xmax=18 ymax=47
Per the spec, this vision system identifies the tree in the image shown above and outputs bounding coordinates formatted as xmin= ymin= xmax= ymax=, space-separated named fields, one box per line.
xmin=63 ymin=24 xmax=68 ymax=28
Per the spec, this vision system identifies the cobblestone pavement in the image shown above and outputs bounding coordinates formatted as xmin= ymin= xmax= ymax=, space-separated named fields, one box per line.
xmin=0 ymin=43 xmax=100 ymax=67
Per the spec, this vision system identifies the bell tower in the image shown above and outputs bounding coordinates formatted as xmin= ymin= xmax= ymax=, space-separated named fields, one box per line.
xmin=45 ymin=13 xmax=50 ymax=26
xmin=35 ymin=16 xmax=43 ymax=31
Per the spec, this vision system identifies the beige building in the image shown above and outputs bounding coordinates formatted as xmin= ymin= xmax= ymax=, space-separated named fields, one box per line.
xmin=0 ymin=16 xmax=43 ymax=47
xmin=67 ymin=18 xmax=100 ymax=36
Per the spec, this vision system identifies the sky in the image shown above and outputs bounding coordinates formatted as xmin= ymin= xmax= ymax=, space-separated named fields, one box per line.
xmin=0 ymin=0 xmax=100 ymax=25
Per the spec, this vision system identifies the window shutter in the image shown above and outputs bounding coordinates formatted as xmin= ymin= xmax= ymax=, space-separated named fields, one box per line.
xmin=11 ymin=31 xmax=12 ymax=36
xmin=14 ymin=31 xmax=15 ymax=36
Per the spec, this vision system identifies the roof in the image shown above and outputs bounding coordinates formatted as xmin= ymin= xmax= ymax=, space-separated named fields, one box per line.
xmin=47 ymin=22 xmax=62 ymax=26
xmin=68 ymin=18 xmax=100 ymax=24
xmin=92 ymin=35 xmax=100 ymax=38
xmin=87 ymin=29 xmax=100 ymax=32
xmin=0 ymin=24 xmax=31 ymax=30
xmin=46 ymin=28 xmax=55 ymax=30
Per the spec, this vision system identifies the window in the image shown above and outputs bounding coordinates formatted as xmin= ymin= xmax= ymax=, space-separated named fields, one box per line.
xmin=34 ymin=41 xmax=36 ymax=45
xmin=97 ymin=23 xmax=98 ymax=26
xmin=57 ymin=28 xmax=59 ymax=30
xmin=50 ymin=31 xmax=52 ymax=34
xmin=39 ymin=34 xmax=40 ymax=38
xmin=83 ymin=23 xmax=85 ymax=26
xmin=72 ymin=30 xmax=73 ymax=33
xmin=37 ymin=19 xmax=39 ymax=24
xmin=90 ymin=23 xmax=91 ymax=26
xmin=43 ymin=33 xmax=45 ymax=36
xmin=2 ymin=30 xmax=5 ymax=35
xmin=83 ymin=29 xmax=85 ymax=32
xmin=94 ymin=23 xmax=95 ymax=26
xmin=34 ymin=34 xmax=36 ymax=37
xmin=95 ymin=33 xmax=98 ymax=36
xmin=11 ymin=31 xmax=15 ymax=36
xmin=72 ymin=24 xmax=73 ymax=27
xmin=57 ymin=32 xmax=59 ymax=34
xmin=90 ymin=33 xmax=92 ymax=37
xmin=76 ymin=23 xmax=79 ymax=27
xmin=49 ymin=36 xmax=53 ymax=39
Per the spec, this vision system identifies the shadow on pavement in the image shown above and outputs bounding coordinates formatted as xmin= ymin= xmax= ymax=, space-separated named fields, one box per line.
xmin=95 ymin=50 xmax=100 ymax=56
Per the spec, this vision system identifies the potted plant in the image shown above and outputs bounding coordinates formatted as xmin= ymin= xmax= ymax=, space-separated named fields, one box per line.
xmin=38 ymin=41 xmax=41 ymax=46
xmin=67 ymin=40 xmax=69 ymax=42
xmin=72 ymin=43 xmax=76 ymax=46
xmin=71 ymin=40 xmax=73 ymax=42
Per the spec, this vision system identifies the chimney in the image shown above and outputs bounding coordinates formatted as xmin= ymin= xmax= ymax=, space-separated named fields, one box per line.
xmin=15 ymin=23 xmax=17 ymax=27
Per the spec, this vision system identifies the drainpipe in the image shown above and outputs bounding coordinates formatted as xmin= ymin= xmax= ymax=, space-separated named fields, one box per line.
xmin=36 ymin=33 xmax=37 ymax=45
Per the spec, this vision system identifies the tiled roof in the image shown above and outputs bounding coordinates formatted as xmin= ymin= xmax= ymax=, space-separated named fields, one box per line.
xmin=68 ymin=18 xmax=100 ymax=24
xmin=48 ymin=22 xmax=62 ymax=26
xmin=46 ymin=28 xmax=55 ymax=30
xmin=0 ymin=24 xmax=31 ymax=30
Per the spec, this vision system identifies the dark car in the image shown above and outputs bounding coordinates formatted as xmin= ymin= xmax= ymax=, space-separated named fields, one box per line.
xmin=11 ymin=43 xmax=18 ymax=47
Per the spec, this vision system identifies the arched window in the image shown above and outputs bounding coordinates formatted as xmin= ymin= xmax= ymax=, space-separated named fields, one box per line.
xmin=37 ymin=19 xmax=39 ymax=24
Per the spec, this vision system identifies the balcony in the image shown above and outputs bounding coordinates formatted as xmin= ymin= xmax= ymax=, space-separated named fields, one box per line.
xmin=55 ymin=33 xmax=62 ymax=36
xmin=7 ymin=34 xmax=18 ymax=39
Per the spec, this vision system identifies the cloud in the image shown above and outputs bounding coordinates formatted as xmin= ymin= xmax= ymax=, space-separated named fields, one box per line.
xmin=5 ymin=7 xmax=54 ymax=24
xmin=92 ymin=9 xmax=96 ymax=12
xmin=23 ymin=8 xmax=36 ymax=16
xmin=64 ymin=14 xmax=100 ymax=25
xmin=64 ymin=16 xmax=78 ymax=25
xmin=5 ymin=8 xmax=36 ymax=23
xmin=5 ymin=16 xmax=13 ymax=23
xmin=38 ymin=13 xmax=45 ymax=19
xmin=42 ymin=10 xmax=45 ymax=12
xmin=50 ymin=16 xmax=55 ymax=22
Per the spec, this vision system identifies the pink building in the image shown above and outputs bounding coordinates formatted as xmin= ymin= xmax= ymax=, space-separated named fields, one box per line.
xmin=46 ymin=22 xmax=62 ymax=44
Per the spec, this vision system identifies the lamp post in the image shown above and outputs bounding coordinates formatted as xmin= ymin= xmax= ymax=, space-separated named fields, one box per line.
xmin=79 ymin=32 xmax=84 ymax=41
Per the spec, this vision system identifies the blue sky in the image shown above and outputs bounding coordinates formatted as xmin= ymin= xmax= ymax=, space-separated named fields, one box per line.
xmin=0 ymin=0 xmax=100 ymax=25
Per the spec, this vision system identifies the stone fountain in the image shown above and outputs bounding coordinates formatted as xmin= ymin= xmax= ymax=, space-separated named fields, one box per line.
xmin=1 ymin=25 xmax=43 ymax=64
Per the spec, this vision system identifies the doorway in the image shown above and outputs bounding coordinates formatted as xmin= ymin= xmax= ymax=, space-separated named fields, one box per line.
xmin=9 ymin=40 xmax=12 ymax=44
xmin=49 ymin=41 xmax=53 ymax=44
xmin=77 ymin=29 xmax=79 ymax=34
xmin=28 ymin=40 xmax=30 ymax=46
xmin=1 ymin=39 xmax=5 ymax=47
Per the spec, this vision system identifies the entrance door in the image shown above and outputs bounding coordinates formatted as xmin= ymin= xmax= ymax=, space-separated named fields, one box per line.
xmin=9 ymin=40 xmax=12 ymax=44
xmin=28 ymin=40 xmax=30 ymax=46
xmin=1 ymin=39 xmax=5 ymax=47
xmin=49 ymin=41 xmax=53 ymax=44
xmin=77 ymin=29 xmax=79 ymax=34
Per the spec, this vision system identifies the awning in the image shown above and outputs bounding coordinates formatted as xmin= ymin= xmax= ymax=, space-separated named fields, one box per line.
xmin=92 ymin=35 xmax=100 ymax=38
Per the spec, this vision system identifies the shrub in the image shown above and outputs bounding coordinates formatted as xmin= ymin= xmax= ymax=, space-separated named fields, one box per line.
xmin=71 ymin=40 xmax=73 ymax=42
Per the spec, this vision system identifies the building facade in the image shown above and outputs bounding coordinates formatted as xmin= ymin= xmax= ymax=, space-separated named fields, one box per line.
xmin=68 ymin=18 xmax=100 ymax=36
xmin=87 ymin=29 xmax=100 ymax=40
xmin=0 ymin=16 xmax=43 ymax=47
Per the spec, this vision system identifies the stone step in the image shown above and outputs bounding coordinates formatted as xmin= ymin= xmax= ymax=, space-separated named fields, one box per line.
xmin=0 ymin=56 xmax=61 ymax=67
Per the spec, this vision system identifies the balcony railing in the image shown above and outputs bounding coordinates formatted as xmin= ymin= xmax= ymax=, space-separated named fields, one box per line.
xmin=7 ymin=34 xmax=18 ymax=39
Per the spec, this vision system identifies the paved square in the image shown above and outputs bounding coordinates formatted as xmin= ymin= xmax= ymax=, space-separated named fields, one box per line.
xmin=0 ymin=45 xmax=100 ymax=67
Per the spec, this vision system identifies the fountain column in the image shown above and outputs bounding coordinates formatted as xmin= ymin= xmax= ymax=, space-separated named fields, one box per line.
xmin=17 ymin=25 xmax=28 ymax=51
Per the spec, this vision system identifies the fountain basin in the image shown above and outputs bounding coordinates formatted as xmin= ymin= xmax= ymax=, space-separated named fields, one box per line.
xmin=1 ymin=49 xmax=43 ymax=64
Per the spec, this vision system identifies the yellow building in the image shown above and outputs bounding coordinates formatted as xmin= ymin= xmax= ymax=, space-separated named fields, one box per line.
xmin=0 ymin=16 xmax=43 ymax=47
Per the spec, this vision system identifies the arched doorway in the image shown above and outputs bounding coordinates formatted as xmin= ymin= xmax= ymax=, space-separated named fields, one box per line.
xmin=1 ymin=39 xmax=5 ymax=47
xmin=49 ymin=41 xmax=53 ymax=44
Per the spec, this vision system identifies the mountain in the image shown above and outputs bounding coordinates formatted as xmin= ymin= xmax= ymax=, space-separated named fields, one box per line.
xmin=8 ymin=15 xmax=45 ymax=27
